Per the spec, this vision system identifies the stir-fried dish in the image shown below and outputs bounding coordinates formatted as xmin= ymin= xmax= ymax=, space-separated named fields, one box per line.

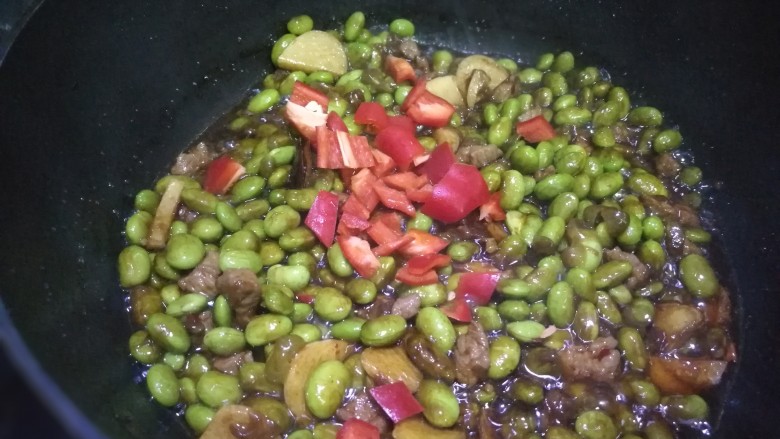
xmin=118 ymin=12 xmax=736 ymax=439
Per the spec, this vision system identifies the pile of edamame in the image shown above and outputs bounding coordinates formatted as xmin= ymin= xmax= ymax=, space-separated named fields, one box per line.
xmin=118 ymin=11 xmax=733 ymax=439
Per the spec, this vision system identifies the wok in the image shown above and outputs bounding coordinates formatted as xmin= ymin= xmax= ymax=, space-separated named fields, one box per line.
xmin=1 ymin=0 xmax=779 ymax=437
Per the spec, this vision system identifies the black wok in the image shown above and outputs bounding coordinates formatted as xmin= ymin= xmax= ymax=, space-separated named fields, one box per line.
xmin=1 ymin=0 xmax=779 ymax=437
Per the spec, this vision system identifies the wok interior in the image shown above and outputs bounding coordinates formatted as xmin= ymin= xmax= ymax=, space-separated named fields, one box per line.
xmin=1 ymin=0 xmax=778 ymax=438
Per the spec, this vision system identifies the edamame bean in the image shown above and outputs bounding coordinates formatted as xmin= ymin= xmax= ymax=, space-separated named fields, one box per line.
xmin=507 ymin=320 xmax=545 ymax=342
xmin=146 ymin=312 xmax=190 ymax=354
xmin=125 ymin=211 xmax=152 ymax=245
xmin=305 ymin=361 xmax=351 ymax=420
xmin=617 ymin=327 xmax=647 ymax=371
xmin=575 ymin=410 xmax=617 ymax=439
xmin=118 ymin=245 xmax=151 ymax=287
xmin=146 ymin=363 xmax=180 ymax=407
xmin=534 ymin=173 xmax=574 ymax=200
xmin=264 ymin=205 xmax=301 ymax=238
xmin=166 ymin=293 xmax=208 ymax=317
xmin=488 ymin=117 xmax=512 ymax=146
xmin=474 ymin=307 xmax=503 ymax=331
xmin=408 ymin=212 xmax=433 ymax=231
xmin=184 ymin=404 xmax=214 ymax=433
xmin=331 ymin=317 xmax=366 ymax=342
xmin=345 ymin=278 xmax=377 ymax=305
xmin=389 ymin=18 xmax=415 ymax=37
xmin=488 ymin=335 xmax=521 ymax=379
xmin=313 ymin=288 xmax=353 ymax=322
xmin=343 ymin=11 xmax=365 ymax=42
xmin=589 ymin=172 xmax=624 ymax=199
xmin=134 ymin=189 xmax=160 ymax=213
xmin=221 ymin=230 xmax=258 ymax=251
xmin=679 ymin=254 xmax=719 ymax=298
xmin=245 ymin=314 xmax=293 ymax=346
xmin=663 ymin=395 xmax=708 ymax=421
xmin=573 ymin=302 xmax=599 ymax=341
xmin=248 ymin=89 xmax=281 ymax=113
xmin=361 ymin=314 xmax=407 ymax=346
xmin=129 ymin=330 xmax=161 ymax=364
xmin=628 ymin=106 xmax=663 ymax=127
xmin=196 ymin=371 xmax=241 ymax=408
xmin=287 ymin=14 xmax=313 ymax=35
xmin=497 ymin=300 xmax=531 ymax=321
xmin=262 ymin=284 xmax=295 ymax=315
xmin=327 ymin=243 xmax=354 ymax=277
xmin=219 ymin=249 xmax=262 ymax=273
xmin=417 ymin=380 xmax=460 ymax=428
xmin=268 ymin=264 xmax=311 ymax=291
xmin=547 ymin=282 xmax=575 ymax=327
xmin=204 ymin=327 xmax=246 ymax=356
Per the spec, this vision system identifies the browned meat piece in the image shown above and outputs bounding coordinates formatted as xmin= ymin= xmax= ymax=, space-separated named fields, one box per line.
xmin=354 ymin=294 xmax=395 ymax=320
xmin=704 ymin=286 xmax=732 ymax=326
xmin=385 ymin=34 xmax=421 ymax=60
xmin=641 ymin=195 xmax=701 ymax=228
xmin=655 ymin=153 xmax=682 ymax=178
xmin=648 ymin=356 xmax=727 ymax=395
xmin=336 ymin=391 xmax=390 ymax=434
xmin=665 ymin=224 xmax=702 ymax=257
xmin=604 ymin=247 xmax=650 ymax=289
xmin=176 ymin=204 xmax=199 ymax=223
xmin=558 ymin=336 xmax=621 ymax=382
xmin=184 ymin=310 xmax=214 ymax=339
xmin=391 ymin=293 xmax=421 ymax=319
xmin=178 ymin=250 xmax=220 ymax=297
xmin=216 ymin=269 xmax=261 ymax=327
xmin=212 ymin=351 xmax=253 ymax=375
xmin=170 ymin=142 xmax=215 ymax=176
xmin=456 ymin=141 xmax=502 ymax=167
xmin=454 ymin=322 xmax=490 ymax=386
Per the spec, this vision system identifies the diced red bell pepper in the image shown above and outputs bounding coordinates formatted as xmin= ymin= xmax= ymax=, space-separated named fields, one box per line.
xmin=479 ymin=192 xmax=507 ymax=221
xmin=354 ymin=102 xmax=389 ymax=134
xmin=417 ymin=143 xmax=456 ymax=185
xmin=337 ymin=236 xmax=380 ymax=278
xmin=290 ymin=81 xmax=329 ymax=112
xmin=350 ymin=168 xmax=380 ymax=211
xmin=516 ymin=115 xmax=557 ymax=143
xmin=385 ymin=115 xmax=417 ymax=133
xmin=317 ymin=126 xmax=376 ymax=169
xmin=366 ymin=216 xmax=403 ymax=246
xmin=345 ymin=134 xmax=376 ymax=168
xmin=337 ymin=419 xmax=380 ymax=439
xmin=374 ymin=125 xmax=425 ymax=171
xmin=316 ymin=126 xmax=344 ymax=169
xmin=342 ymin=194 xmax=372 ymax=220
xmin=401 ymin=81 xmax=429 ymax=113
xmin=399 ymin=229 xmax=449 ymax=258
xmin=372 ymin=235 xmax=415 ymax=257
xmin=370 ymin=149 xmax=396 ymax=177
xmin=402 ymin=80 xmax=456 ymax=128
xmin=407 ymin=253 xmax=452 ymax=275
xmin=372 ymin=180 xmax=416 ymax=217
xmin=285 ymin=101 xmax=327 ymax=143
xmin=382 ymin=172 xmax=429 ymax=192
xmin=440 ymin=298 xmax=472 ymax=323
xmin=304 ymin=190 xmax=340 ymax=247
xmin=203 ymin=156 xmax=246 ymax=195
xmin=385 ymin=55 xmax=417 ymax=83
xmin=406 ymin=184 xmax=433 ymax=203
xmin=421 ymin=163 xmax=490 ymax=224
xmin=337 ymin=212 xmax=371 ymax=237
xmin=396 ymin=266 xmax=439 ymax=286
xmin=327 ymin=111 xmax=348 ymax=132
xmin=374 ymin=211 xmax=403 ymax=232
xmin=369 ymin=381 xmax=424 ymax=423
xmin=455 ymin=271 xmax=501 ymax=305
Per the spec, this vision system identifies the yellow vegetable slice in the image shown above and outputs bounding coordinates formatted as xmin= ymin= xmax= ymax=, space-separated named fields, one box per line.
xmin=425 ymin=75 xmax=464 ymax=107
xmin=276 ymin=30 xmax=348 ymax=75
xmin=361 ymin=346 xmax=423 ymax=393
xmin=283 ymin=339 xmax=351 ymax=422
xmin=454 ymin=55 xmax=509 ymax=94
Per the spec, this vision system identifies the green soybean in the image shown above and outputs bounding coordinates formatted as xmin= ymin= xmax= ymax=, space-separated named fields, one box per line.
xmin=118 ymin=245 xmax=151 ymax=287
xmin=146 ymin=363 xmax=180 ymax=407
xmin=417 ymin=380 xmax=460 ymax=428
xmin=204 ymin=327 xmax=246 ymax=356
xmin=488 ymin=336 xmax=521 ymax=379
xmin=245 ymin=314 xmax=293 ymax=346
xmin=389 ymin=18 xmax=415 ymax=37
xmin=305 ymin=360 xmax=350 ymax=419
xmin=196 ymin=371 xmax=241 ymax=408
xmin=313 ymin=288 xmax=353 ymax=322
xmin=361 ymin=314 xmax=407 ymax=347
xmin=679 ymin=254 xmax=719 ymax=298
xmin=327 ymin=243 xmax=355 ymax=277
xmin=146 ymin=313 xmax=190 ymax=354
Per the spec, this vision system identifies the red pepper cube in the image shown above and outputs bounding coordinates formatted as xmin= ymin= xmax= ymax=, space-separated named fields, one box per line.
xmin=369 ymin=381 xmax=424 ymax=423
